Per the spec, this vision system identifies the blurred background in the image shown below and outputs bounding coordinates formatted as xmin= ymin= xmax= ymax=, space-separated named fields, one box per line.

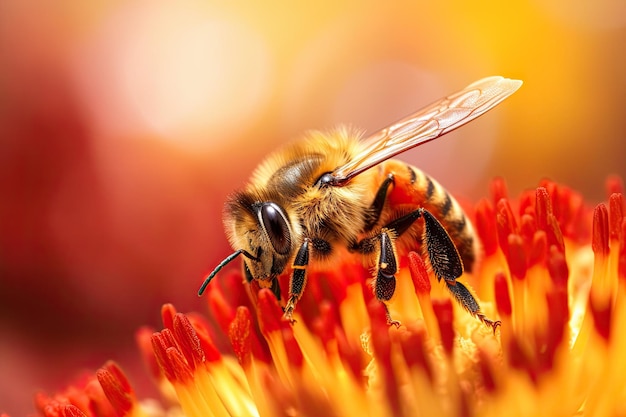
xmin=1 ymin=0 xmax=624 ymax=414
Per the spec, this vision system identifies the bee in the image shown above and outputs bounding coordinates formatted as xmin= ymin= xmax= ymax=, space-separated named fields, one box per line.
xmin=199 ymin=76 xmax=522 ymax=330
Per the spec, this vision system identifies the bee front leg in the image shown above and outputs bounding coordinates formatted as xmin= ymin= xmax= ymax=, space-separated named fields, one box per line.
xmin=283 ymin=238 xmax=310 ymax=323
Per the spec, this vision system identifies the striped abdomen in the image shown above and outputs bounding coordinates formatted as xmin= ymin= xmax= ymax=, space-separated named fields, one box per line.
xmin=378 ymin=159 xmax=479 ymax=272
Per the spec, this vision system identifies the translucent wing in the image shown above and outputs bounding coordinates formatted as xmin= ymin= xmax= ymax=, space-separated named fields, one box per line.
xmin=330 ymin=76 xmax=522 ymax=185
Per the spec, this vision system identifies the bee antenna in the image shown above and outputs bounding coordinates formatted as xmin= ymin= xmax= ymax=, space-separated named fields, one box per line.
xmin=198 ymin=249 xmax=243 ymax=296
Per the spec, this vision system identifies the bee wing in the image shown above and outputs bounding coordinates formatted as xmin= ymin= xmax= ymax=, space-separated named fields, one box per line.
xmin=330 ymin=76 xmax=522 ymax=185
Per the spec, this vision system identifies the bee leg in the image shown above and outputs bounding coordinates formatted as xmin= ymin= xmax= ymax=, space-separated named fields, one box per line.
xmin=418 ymin=208 xmax=464 ymax=282
xmin=375 ymin=230 xmax=402 ymax=327
xmin=361 ymin=209 xmax=424 ymax=327
xmin=419 ymin=209 xmax=501 ymax=332
xmin=364 ymin=173 xmax=395 ymax=231
xmin=443 ymin=279 xmax=501 ymax=333
xmin=283 ymin=238 xmax=310 ymax=324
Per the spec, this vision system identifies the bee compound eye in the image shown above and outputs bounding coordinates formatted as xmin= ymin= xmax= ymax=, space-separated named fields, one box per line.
xmin=259 ymin=203 xmax=292 ymax=255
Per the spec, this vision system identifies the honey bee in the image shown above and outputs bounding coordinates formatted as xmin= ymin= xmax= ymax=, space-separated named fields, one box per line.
xmin=199 ymin=76 xmax=522 ymax=330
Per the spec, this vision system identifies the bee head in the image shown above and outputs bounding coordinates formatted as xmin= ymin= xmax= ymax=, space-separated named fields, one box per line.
xmin=198 ymin=195 xmax=296 ymax=296
xmin=223 ymin=190 xmax=296 ymax=279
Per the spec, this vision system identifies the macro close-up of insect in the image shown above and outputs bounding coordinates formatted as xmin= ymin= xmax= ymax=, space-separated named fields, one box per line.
xmin=199 ymin=76 xmax=522 ymax=331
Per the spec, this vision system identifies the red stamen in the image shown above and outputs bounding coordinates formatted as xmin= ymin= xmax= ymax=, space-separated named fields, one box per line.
xmin=548 ymin=215 xmax=566 ymax=254
xmin=136 ymin=327 xmax=161 ymax=381
xmin=311 ymin=301 xmax=337 ymax=348
xmin=496 ymin=199 xmax=519 ymax=256
xmin=528 ymin=230 xmax=547 ymax=266
xmin=538 ymin=179 xmax=557 ymax=201
xmin=518 ymin=189 xmax=535 ymax=217
xmin=557 ymin=186 xmax=579 ymax=236
xmin=494 ymin=272 xmax=512 ymax=317
xmin=335 ymin=327 xmax=365 ymax=384
xmin=246 ymin=324 xmax=273 ymax=365
xmin=257 ymin=288 xmax=287 ymax=336
xmin=458 ymin=390 xmax=471 ymax=417
xmin=282 ymin=328 xmax=304 ymax=368
xmin=34 ymin=392 xmax=58 ymax=417
xmin=544 ymin=288 xmax=568 ymax=358
xmin=166 ymin=347 xmax=194 ymax=383
xmin=536 ymin=187 xmax=566 ymax=253
xmin=519 ymin=213 xmax=537 ymax=250
xmin=161 ymin=304 xmax=177 ymax=332
xmin=151 ymin=330 xmax=179 ymax=382
xmin=475 ymin=198 xmax=498 ymax=256
xmin=216 ymin=271 xmax=254 ymax=310
xmin=609 ymin=193 xmax=624 ymax=242
xmin=490 ymin=177 xmax=509 ymax=206
xmin=606 ymin=174 xmax=624 ymax=196
xmin=477 ymin=346 xmax=498 ymax=393
xmin=432 ymin=298 xmax=454 ymax=355
xmin=366 ymin=300 xmax=400 ymax=416
xmin=546 ymin=246 xmax=569 ymax=289
xmin=505 ymin=234 xmax=527 ymax=280
xmin=292 ymin=269 xmax=345 ymax=330
xmin=61 ymin=405 xmax=87 ymax=417
xmin=96 ymin=362 xmax=135 ymax=415
xmin=507 ymin=336 xmax=537 ymax=384
xmin=185 ymin=313 xmax=223 ymax=363
xmin=334 ymin=268 xmax=351 ymax=302
xmin=39 ymin=393 xmax=90 ymax=417
xmin=535 ymin=187 xmax=552 ymax=232
xmin=228 ymin=306 xmax=253 ymax=368
xmin=592 ymin=204 xmax=610 ymax=258
xmin=207 ymin=283 xmax=237 ymax=335
xmin=589 ymin=294 xmax=612 ymax=342
xmin=367 ymin=300 xmax=391 ymax=358
xmin=617 ymin=218 xmax=626 ymax=280
xmin=360 ymin=277 xmax=375 ymax=309
xmin=397 ymin=323 xmax=433 ymax=382
xmin=84 ymin=376 xmax=118 ymax=417
xmin=173 ymin=313 xmax=205 ymax=370
xmin=408 ymin=251 xmax=431 ymax=294
xmin=320 ymin=269 xmax=349 ymax=308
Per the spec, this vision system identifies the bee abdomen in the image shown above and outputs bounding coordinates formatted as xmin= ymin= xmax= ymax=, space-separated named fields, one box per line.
xmin=399 ymin=162 xmax=478 ymax=272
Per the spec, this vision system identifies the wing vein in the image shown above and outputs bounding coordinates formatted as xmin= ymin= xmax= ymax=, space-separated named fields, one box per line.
xmin=330 ymin=76 xmax=522 ymax=185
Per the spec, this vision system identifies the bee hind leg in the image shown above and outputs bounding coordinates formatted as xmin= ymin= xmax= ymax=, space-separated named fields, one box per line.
xmin=419 ymin=210 xmax=501 ymax=332
xmin=443 ymin=279 xmax=501 ymax=333
xmin=418 ymin=208 xmax=464 ymax=282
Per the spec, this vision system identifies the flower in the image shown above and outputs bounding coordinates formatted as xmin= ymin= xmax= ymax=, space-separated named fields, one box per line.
xmin=29 ymin=177 xmax=626 ymax=417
